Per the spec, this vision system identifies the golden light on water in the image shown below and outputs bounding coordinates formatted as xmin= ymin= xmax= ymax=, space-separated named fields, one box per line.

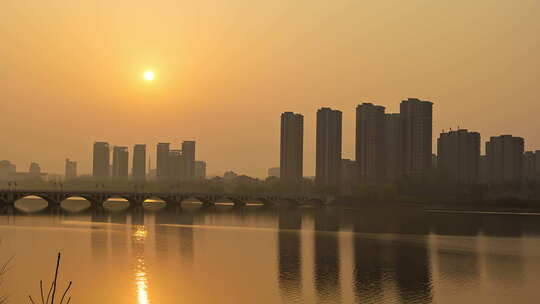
xmin=136 ymin=263 xmax=149 ymax=304
xmin=134 ymin=226 xmax=148 ymax=239
xmin=133 ymin=225 xmax=149 ymax=304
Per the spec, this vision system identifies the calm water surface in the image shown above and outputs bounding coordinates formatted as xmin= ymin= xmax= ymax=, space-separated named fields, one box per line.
xmin=1 ymin=198 xmax=540 ymax=304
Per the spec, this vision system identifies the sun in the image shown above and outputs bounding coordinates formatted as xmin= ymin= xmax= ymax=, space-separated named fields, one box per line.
xmin=143 ymin=70 xmax=155 ymax=81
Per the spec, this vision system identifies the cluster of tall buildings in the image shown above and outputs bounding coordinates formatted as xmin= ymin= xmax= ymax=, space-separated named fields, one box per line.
xmin=156 ymin=141 xmax=196 ymax=182
xmin=280 ymin=97 xmax=537 ymax=188
xmin=92 ymin=141 xmax=206 ymax=182
xmin=280 ymin=98 xmax=434 ymax=188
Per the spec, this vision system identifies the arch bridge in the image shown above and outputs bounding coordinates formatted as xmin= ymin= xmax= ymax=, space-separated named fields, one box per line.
xmin=0 ymin=189 xmax=330 ymax=209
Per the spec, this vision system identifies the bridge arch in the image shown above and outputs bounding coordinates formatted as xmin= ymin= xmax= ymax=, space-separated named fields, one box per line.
xmin=103 ymin=197 xmax=130 ymax=211
xmin=215 ymin=196 xmax=246 ymax=207
xmin=62 ymin=193 xmax=99 ymax=204
xmin=60 ymin=196 xmax=92 ymax=213
xmin=187 ymin=196 xmax=216 ymax=207
xmin=142 ymin=197 xmax=167 ymax=211
xmin=13 ymin=195 xmax=50 ymax=212
xmin=253 ymin=197 xmax=276 ymax=206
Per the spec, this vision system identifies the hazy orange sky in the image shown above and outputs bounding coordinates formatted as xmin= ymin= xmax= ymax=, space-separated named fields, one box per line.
xmin=1 ymin=0 xmax=539 ymax=177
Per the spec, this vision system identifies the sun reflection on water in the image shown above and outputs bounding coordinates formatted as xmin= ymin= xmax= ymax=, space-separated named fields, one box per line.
xmin=133 ymin=225 xmax=149 ymax=304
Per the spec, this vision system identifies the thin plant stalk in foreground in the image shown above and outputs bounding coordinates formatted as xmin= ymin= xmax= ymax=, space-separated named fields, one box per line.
xmin=28 ymin=253 xmax=72 ymax=304
xmin=0 ymin=256 xmax=13 ymax=304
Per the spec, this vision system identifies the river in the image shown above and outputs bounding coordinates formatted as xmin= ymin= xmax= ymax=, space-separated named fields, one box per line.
xmin=1 ymin=197 xmax=539 ymax=304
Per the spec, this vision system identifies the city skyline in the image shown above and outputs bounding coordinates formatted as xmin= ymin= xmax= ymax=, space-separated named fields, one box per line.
xmin=1 ymin=1 xmax=539 ymax=178
xmin=1 ymin=99 xmax=538 ymax=179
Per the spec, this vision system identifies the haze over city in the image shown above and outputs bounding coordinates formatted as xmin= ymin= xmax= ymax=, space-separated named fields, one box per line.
xmin=1 ymin=0 xmax=539 ymax=177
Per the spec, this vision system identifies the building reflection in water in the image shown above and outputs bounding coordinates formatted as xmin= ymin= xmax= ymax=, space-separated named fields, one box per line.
xmin=352 ymin=232 xmax=384 ymax=302
xmin=430 ymin=213 xmax=481 ymax=286
xmin=277 ymin=209 xmax=302 ymax=303
xmin=154 ymin=210 xmax=172 ymax=260
xmin=313 ymin=209 xmax=341 ymax=303
xmin=131 ymin=211 xmax=150 ymax=304
xmin=176 ymin=210 xmax=195 ymax=264
xmin=394 ymin=215 xmax=432 ymax=304
xmin=394 ymin=235 xmax=432 ymax=303
xmin=352 ymin=213 xmax=433 ymax=304
xmin=351 ymin=214 xmax=394 ymax=303
xmin=482 ymin=215 xmax=525 ymax=286
xmin=110 ymin=211 xmax=128 ymax=252
xmin=91 ymin=209 xmax=109 ymax=260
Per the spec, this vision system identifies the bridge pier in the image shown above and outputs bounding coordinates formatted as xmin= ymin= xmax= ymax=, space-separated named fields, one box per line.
xmin=202 ymin=201 xmax=215 ymax=208
xmin=0 ymin=192 xmax=19 ymax=207
xmin=279 ymin=198 xmax=300 ymax=207
xmin=159 ymin=194 xmax=186 ymax=210
xmin=231 ymin=199 xmax=246 ymax=207
xmin=0 ymin=204 xmax=14 ymax=215
xmin=163 ymin=199 xmax=181 ymax=211
xmin=127 ymin=199 xmax=145 ymax=211
xmin=45 ymin=202 xmax=62 ymax=214
xmin=257 ymin=198 xmax=276 ymax=206
xmin=85 ymin=194 xmax=110 ymax=209
xmin=195 ymin=196 xmax=216 ymax=207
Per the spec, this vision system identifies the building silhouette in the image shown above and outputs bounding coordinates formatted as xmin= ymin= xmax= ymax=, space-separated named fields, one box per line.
xmin=400 ymin=98 xmax=433 ymax=176
xmin=112 ymin=146 xmax=129 ymax=181
xmin=280 ymin=112 xmax=304 ymax=182
xmin=0 ymin=160 xmax=16 ymax=180
xmin=29 ymin=162 xmax=41 ymax=174
xmin=486 ymin=135 xmax=524 ymax=184
xmin=356 ymin=103 xmax=386 ymax=184
xmin=92 ymin=142 xmax=110 ymax=180
xmin=340 ymin=159 xmax=358 ymax=194
xmin=65 ymin=158 xmax=77 ymax=181
xmin=28 ymin=162 xmax=45 ymax=181
xmin=195 ymin=160 xmax=206 ymax=180
xmin=384 ymin=113 xmax=402 ymax=182
xmin=431 ymin=153 xmax=438 ymax=168
xmin=267 ymin=167 xmax=280 ymax=178
xmin=316 ymin=107 xmax=342 ymax=188
xmin=156 ymin=143 xmax=170 ymax=182
xmin=523 ymin=151 xmax=540 ymax=184
xmin=182 ymin=141 xmax=196 ymax=181
xmin=168 ymin=149 xmax=183 ymax=182
xmin=479 ymin=155 xmax=489 ymax=184
xmin=132 ymin=144 xmax=146 ymax=183
xmin=437 ymin=129 xmax=480 ymax=184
